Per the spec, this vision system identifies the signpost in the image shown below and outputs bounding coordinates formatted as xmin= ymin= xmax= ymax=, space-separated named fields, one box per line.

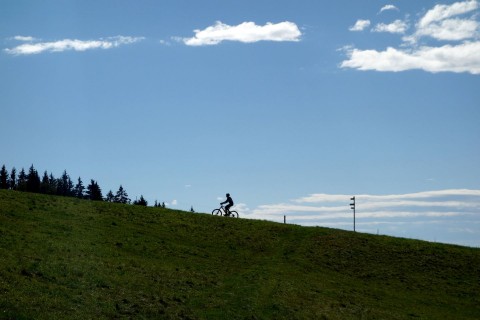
xmin=350 ymin=196 xmax=356 ymax=232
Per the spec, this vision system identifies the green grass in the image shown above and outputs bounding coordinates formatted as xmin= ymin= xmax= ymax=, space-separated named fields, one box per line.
xmin=1 ymin=189 xmax=479 ymax=319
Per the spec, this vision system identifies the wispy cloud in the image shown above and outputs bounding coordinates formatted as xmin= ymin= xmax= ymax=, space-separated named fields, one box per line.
xmin=5 ymin=36 xmax=144 ymax=55
xmin=12 ymin=35 xmax=38 ymax=42
xmin=372 ymin=20 xmax=408 ymax=34
xmin=295 ymin=189 xmax=480 ymax=203
xmin=410 ymin=16 xmax=478 ymax=42
xmin=418 ymin=0 xmax=478 ymax=29
xmin=408 ymin=0 xmax=479 ymax=43
xmin=379 ymin=5 xmax=399 ymax=14
xmin=341 ymin=42 xmax=480 ymax=74
xmin=341 ymin=0 xmax=480 ymax=74
xmin=180 ymin=21 xmax=302 ymax=46
xmin=165 ymin=199 xmax=178 ymax=206
xmin=349 ymin=20 xmax=371 ymax=32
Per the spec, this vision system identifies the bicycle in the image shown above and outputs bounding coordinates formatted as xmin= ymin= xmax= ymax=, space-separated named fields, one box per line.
xmin=212 ymin=205 xmax=239 ymax=218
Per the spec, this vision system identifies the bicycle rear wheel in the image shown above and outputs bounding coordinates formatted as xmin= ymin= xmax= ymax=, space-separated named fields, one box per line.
xmin=229 ymin=211 xmax=239 ymax=218
xmin=212 ymin=209 xmax=222 ymax=216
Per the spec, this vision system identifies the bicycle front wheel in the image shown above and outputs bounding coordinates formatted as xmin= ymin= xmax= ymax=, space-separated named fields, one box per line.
xmin=212 ymin=209 xmax=222 ymax=216
xmin=229 ymin=211 xmax=239 ymax=218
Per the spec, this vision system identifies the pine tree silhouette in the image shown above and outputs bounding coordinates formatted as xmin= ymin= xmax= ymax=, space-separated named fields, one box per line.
xmin=86 ymin=180 xmax=103 ymax=201
xmin=0 ymin=165 xmax=8 ymax=189
xmin=17 ymin=168 xmax=27 ymax=192
xmin=26 ymin=165 xmax=40 ymax=193
xmin=105 ymin=190 xmax=115 ymax=202
xmin=57 ymin=170 xmax=74 ymax=197
xmin=48 ymin=173 xmax=57 ymax=195
xmin=114 ymin=185 xmax=130 ymax=204
xmin=40 ymin=171 xmax=50 ymax=194
xmin=9 ymin=167 xmax=16 ymax=190
xmin=133 ymin=195 xmax=147 ymax=206
xmin=74 ymin=177 xmax=85 ymax=199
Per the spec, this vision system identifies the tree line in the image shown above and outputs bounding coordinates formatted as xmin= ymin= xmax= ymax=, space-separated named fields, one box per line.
xmin=0 ymin=164 xmax=163 ymax=207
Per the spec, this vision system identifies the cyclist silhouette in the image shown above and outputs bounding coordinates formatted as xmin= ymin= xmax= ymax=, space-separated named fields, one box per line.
xmin=220 ymin=193 xmax=234 ymax=216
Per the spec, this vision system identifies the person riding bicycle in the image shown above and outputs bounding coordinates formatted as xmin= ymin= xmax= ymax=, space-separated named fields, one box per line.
xmin=220 ymin=193 xmax=234 ymax=216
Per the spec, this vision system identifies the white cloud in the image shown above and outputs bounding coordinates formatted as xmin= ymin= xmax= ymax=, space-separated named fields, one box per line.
xmin=418 ymin=0 xmax=478 ymax=29
xmin=294 ymin=193 xmax=351 ymax=203
xmin=5 ymin=36 xmax=144 ymax=55
xmin=13 ymin=35 xmax=37 ymax=42
xmin=407 ymin=0 xmax=480 ymax=43
xmin=233 ymin=203 xmax=251 ymax=214
xmin=404 ymin=0 xmax=479 ymax=43
xmin=181 ymin=21 xmax=301 ymax=46
xmin=340 ymin=42 xmax=480 ymax=74
xmin=379 ymin=5 xmax=399 ymax=13
xmin=252 ymin=203 xmax=347 ymax=216
xmin=341 ymin=1 xmax=480 ymax=74
xmin=296 ymin=189 xmax=480 ymax=203
xmin=373 ymin=20 xmax=408 ymax=34
xmin=414 ymin=18 xmax=478 ymax=41
xmin=349 ymin=19 xmax=371 ymax=32
xmin=159 ymin=39 xmax=171 ymax=46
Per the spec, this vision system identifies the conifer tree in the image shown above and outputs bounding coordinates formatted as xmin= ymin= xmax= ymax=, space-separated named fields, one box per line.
xmin=0 ymin=165 xmax=8 ymax=189
xmin=57 ymin=170 xmax=73 ymax=196
xmin=105 ymin=190 xmax=115 ymax=202
xmin=74 ymin=177 xmax=85 ymax=199
xmin=133 ymin=195 xmax=147 ymax=206
xmin=114 ymin=185 xmax=130 ymax=204
xmin=48 ymin=173 xmax=57 ymax=195
xmin=86 ymin=179 xmax=103 ymax=201
xmin=40 ymin=171 xmax=50 ymax=194
xmin=26 ymin=165 xmax=40 ymax=193
xmin=67 ymin=176 xmax=74 ymax=197
xmin=9 ymin=167 xmax=16 ymax=190
xmin=17 ymin=168 xmax=27 ymax=192
xmin=56 ymin=176 xmax=64 ymax=196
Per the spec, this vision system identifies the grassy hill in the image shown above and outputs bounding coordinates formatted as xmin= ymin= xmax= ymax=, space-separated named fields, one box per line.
xmin=0 ymin=189 xmax=479 ymax=319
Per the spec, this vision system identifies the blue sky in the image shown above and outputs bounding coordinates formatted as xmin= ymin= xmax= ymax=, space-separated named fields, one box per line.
xmin=1 ymin=0 xmax=479 ymax=246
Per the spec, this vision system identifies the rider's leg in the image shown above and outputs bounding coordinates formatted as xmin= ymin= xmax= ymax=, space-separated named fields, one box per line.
xmin=225 ymin=204 xmax=231 ymax=216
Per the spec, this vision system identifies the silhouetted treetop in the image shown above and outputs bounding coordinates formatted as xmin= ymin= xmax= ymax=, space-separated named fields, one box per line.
xmin=26 ymin=165 xmax=40 ymax=193
xmin=114 ymin=185 xmax=130 ymax=204
xmin=133 ymin=195 xmax=147 ymax=206
xmin=74 ymin=177 xmax=85 ymax=199
xmin=86 ymin=179 xmax=103 ymax=201
xmin=0 ymin=165 xmax=8 ymax=189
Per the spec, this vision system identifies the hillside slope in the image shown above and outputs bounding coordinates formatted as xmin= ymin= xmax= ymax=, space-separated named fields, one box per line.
xmin=1 ymin=190 xmax=479 ymax=319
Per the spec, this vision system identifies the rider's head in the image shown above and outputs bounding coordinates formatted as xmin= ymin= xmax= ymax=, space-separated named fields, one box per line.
xmin=226 ymin=193 xmax=230 ymax=197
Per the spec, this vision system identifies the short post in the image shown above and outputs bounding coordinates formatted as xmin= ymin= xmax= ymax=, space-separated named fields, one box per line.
xmin=350 ymin=196 xmax=356 ymax=232
xmin=284 ymin=215 xmax=286 ymax=224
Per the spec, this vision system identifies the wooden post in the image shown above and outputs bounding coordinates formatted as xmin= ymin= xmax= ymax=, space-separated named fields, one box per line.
xmin=284 ymin=215 xmax=286 ymax=224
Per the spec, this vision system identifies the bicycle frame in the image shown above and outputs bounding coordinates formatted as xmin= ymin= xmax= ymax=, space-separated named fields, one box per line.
xmin=212 ymin=205 xmax=238 ymax=218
